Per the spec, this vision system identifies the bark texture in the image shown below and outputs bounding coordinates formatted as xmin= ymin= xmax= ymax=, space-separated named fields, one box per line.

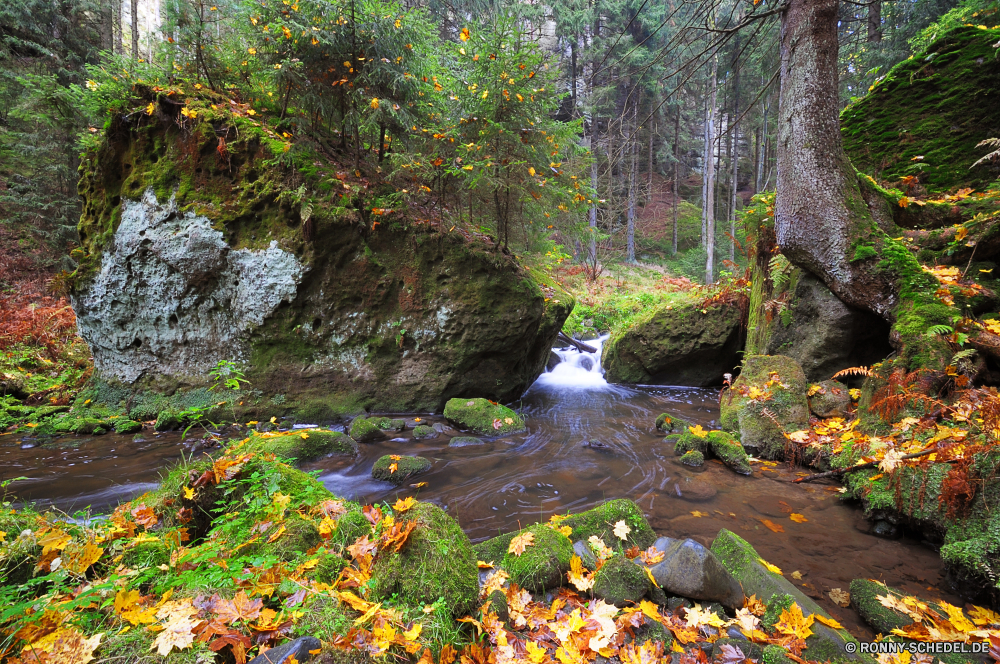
xmin=775 ymin=0 xmax=896 ymax=319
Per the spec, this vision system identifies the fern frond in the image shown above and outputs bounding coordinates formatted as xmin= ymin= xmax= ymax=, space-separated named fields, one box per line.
xmin=925 ymin=324 xmax=954 ymax=337
xmin=951 ymin=349 xmax=977 ymax=363
xmin=832 ymin=366 xmax=872 ymax=380
xmin=768 ymin=255 xmax=793 ymax=289
xmin=972 ymin=138 xmax=1000 ymax=169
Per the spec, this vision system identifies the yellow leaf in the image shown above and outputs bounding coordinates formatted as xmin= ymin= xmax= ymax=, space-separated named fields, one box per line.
xmin=789 ymin=513 xmax=808 ymax=523
xmin=403 ymin=623 xmax=422 ymax=641
xmin=183 ymin=486 xmax=195 ymax=500
xmin=760 ymin=519 xmax=784 ymax=533
xmin=145 ymin=102 xmax=155 ymax=115
xmin=526 ymin=641 xmax=548 ymax=664
xmin=477 ymin=560 xmax=494 ymax=569
xmin=814 ymin=614 xmax=844 ymax=630
xmin=645 ymin=566 xmax=658 ymax=587
xmin=273 ymin=493 xmax=291 ymax=510
xmin=528 ymin=167 xmax=536 ymax=176
xmin=690 ymin=510 xmax=708 ymax=518
xmin=370 ymin=97 xmax=379 ymax=109
xmin=557 ymin=525 xmax=572 ymax=537
xmin=758 ymin=558 xmax=783 ymax=575
xmin=688 ymin=425 xmax=707 ymax=438
xmin=300 ymin=432 xmax=309 ymax=439
xmin=393 ymin=497 xmax=417 ymax=512
xmin=267 ymin=525 xmax=286 ymax=543
xmin=613 ymin=520 xmax=631 ymax=541
xmin=508 ymin=531 xmax=535 ymax=556
xmin=460 ymin=27 xmax=470 ymax=41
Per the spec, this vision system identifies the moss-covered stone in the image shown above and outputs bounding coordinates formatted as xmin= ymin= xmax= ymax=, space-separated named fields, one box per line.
xmin=634 ymin=619 xmax=673 ymax=649
xmin=247 ymin=429 xmax=358 ymax=461
xmin=413 ymin=424 xmax=437 ymax=439
xmin=761 ymin=644 xmax=796 ymax=664
xmin=349 ymin=417 xmax=387 ymax=443
xmin=472 ymin=523 xmax=574 ymax=592
xmin=251 ymin=514 xmax=321 ymax=561
xmin=327 ymin=507 xmax=372 ymax=551
xmin=849 ymin=579 xmax=914 ymax=635
xmin=314 ymin=552 xmax=349 ymax=583
xmin=443 ymin=398 xmax=526 ymax=435
xmin=483 ymin=589 xmax=510 ymax=623
xmin=113 ymin=418 xmax=143 ymax=434
xmin=592 ymin=554 xmax=650 ymax=607
xmin=808 ymin=380 xmax=852 ymax=419
xmin=372 ymin=455 xmax=431 ymax=484
xmin=720 ymin=355 xmax=809 ymax=459
xmin=449 ymin=436 xmax=485 ymax=447
xmin=679 ymin=450 xmax=704 ymax=467
xmin=711 ymin=530 xmax=871 ymax=663
xmin=841 ymin=25 xmax=1000 ymax=192
xmin=706 ymin=430 xmax=752 ymax=475
xmin=560 ymin=499 xmax=656 ymax=550
xmin=369 ymin=502 xmax=478 ymax=617
xmin=154 ymin=410 xmax=181 ymax=431
xmin=602 ymin=298 xmax=742 ymax=387
xmin=377 ymin=417 xmax=406 ymax=431
xmin=673 ymin=431 xmax=709 ymax=456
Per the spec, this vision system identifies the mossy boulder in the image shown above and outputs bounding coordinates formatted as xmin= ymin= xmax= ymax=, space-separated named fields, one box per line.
xmin=46 ymin=416 xmax=110 ymax=435
xmin=349 ymin=417 xmax=387 ymax=443
xmin=808 ymin=380 xmax=852 ymax=419
xmin=119 ymin=537 xmax=171 ymax=569
xmin=673 ymin=430 xmax=708 ymax=456
xmin=449 ymin=436 xmax=485 ymax=447
xmin=443 ymin=398 xmax=526 ymax=435
xmin=326 ymin=507 xmax=373 ymax=551
xmin=679 ymin=450 xmax=704 ymax=467
xmin=371 ymin=455 xmax=431 ymax=484
xmin=592 ymin=555 xmax=650 ymax=607
xmin=113 ymin=419 xmax=144 ymax=434
xmin=248 ymin=429 xmax=358 ymax=461
xmin=720 ymin=355 xmax=809 ymax=459
xmin=154 ymin=410 xmax=182 ymax=432
xmin=763 ymin=271 xmax=891 ymax=382
xmin=706 ymin=430 xmax=752 ymax=475
xmin=0 ymin=372 xmax=28 ymax=399
xmin=369 ymin=502 xmax=478 ymax=617
xmin=71 ymin=93 xmax=571 ymax=421
xmin=711 ymin=529 xmax=871 ymax=662
xmin=374 ymin=417 xmax=406 ymax=432
xmin=841 ymin=25 xmax=1000 ymax=192
xmin=412 ymin=424 xmax=437 ymax=439
xmin=473 ymin=523 xmax=574 ymax=592
xmin=602 ymin=299 xmax=742 ymax=386
xmin=848 ymin=579 xmax=914 ymax=635
xmin=561 ymin=499 xmax=656 ymax=550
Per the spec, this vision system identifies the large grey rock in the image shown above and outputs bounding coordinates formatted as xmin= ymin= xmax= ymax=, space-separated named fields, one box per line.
xmin=648 ymin=538 xmax=744 ymax=610
xmin=711 ymin=529 xmax=872 ymax=663
xmin=73 ymin=189 xmax=305 ymax=384
xmin=602 ymin=299 xmax=743 ymax=387
xmin=247 ymin=636 xmax=322 ymax=664
xmin=765 ymin=271 xmax=891 ymax=382
xmin=809 ymin=380 xmax=852 ymax=418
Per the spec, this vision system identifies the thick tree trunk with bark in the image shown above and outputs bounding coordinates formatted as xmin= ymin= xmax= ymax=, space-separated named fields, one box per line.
xmin=775 ymin=0 xmax=896 ymax=318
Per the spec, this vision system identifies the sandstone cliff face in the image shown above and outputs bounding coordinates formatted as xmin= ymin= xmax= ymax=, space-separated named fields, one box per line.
xmin=71 ymin=91 xmax=570 ymax=418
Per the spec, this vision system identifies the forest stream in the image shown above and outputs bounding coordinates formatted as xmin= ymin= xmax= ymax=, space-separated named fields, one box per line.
xmin=1 ymin=339 xmax=966 ymax=642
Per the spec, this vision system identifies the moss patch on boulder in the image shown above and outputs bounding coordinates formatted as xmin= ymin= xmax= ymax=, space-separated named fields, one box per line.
xmin=369 ymin=502 xmax=478 ymax=617
xmin=592 ymin=554 xmax=650 ymax=607
xmin=113 ymin=418 xmax=144 ymax=434
xmin=413 ymin=424 xmax=437 ymax=439
xmin=720 ymin=355 xmax=809 ymax=459
xmin=443 ymin=398 xmax=525 ymax=435
xmin=706 ymin=430 xmax=752 ymax=475
xmin=602 ymin=298 xmax=742 ymax=387
xmin=561 ymin=499 xmax=656 ymax=550
xmin=473 ymin=523 xmax=574 ymax=592
xmin=372 ymin=455 xmax=432 ymax=484
xmin=679 ymin=450 xmax=704 ymax=467
xmin=247 ymin=429 xmax=358 ymax=461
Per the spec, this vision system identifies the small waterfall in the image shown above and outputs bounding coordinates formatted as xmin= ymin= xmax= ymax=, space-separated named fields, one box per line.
xmin=535 ymin=335 xmax=610 ymax=389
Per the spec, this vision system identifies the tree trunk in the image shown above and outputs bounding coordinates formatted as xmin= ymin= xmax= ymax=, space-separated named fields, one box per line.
xmin=647 ymin=117 xmax=654 ymax=203
xmin=757 ymin=93 xmax=768 ymax=192
xmin=626 ymin=103 xmax=638 ymax=263
xmin=775 ymin=0 xmax=895 ymax=317
xmin=672 ymin=106 xmax=680 ymax=254
xmin=729 ymin=39 xmax=740 ymax=264
xmin=131 ymin=0 xmax=140 ymax=63
xmin=867 ymin=0 xmax=882 ymax=43
xmin=704 ymin=52 xmax=718 ymax=284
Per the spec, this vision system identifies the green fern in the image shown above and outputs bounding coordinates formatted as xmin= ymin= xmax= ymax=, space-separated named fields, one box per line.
xmin=925 ymin=324 xmax=954 ymax=337
xmin=769 ymin=255 xmax=793 ymax=289
xmin=952 ymin=349 xmax=977 ymax=364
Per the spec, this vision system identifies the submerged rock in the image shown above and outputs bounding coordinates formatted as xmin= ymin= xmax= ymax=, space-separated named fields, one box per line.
xmin=372 ymin=455 xmax=431 ymax=484
xmin=648 ymin=538 xmax=744 ymax=610
xmin=412 ymin=424 xmax=437 ymax=440
xmin=602 ymin=299 xmax=742 ymax=387
xmin=720 ymin=355 xmax=809 ymax=459
xmin=443 ymin=397 xmax=526 ymax=435
xmin=679 ymin=450 xmax=704 ymax=467
xmin=370 ymin=502 xmax=478 ymax=617
xmin=593 ymin=555 xmax=650 ymax=607
xmin=449 ymin=436 xmax=485 ymax=447
xmin=71 ymin=99 xmax=571 ymax=420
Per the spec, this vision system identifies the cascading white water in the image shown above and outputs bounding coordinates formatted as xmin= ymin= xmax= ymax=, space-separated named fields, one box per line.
xmin=533 ymin=335 xmax=611 ymax=389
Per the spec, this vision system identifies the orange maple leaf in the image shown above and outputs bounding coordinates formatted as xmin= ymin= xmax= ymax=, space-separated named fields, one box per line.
xmin=508 ymin=531 xmax=535 ymax=556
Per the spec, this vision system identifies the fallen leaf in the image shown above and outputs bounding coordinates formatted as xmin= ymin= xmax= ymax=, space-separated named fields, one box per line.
xmin=613 ymin=520 xmax=631 ymax=541
xmin=828 ymin=588 xmax=851 ymax=607
xmin=758 ymin=558 xmax=783 ymax=575
xmin=690 ymin=510 xmax=708 ymax=518
xmin=760 ymin=519 xmax=785 ymax=533
xmin=814 ymin=614 xmax=844 ymax=630
xmin=508 ymin=532 xmax=535 ymax=556
xmin=393 ymin=497 xmax=417 ymax=512
xmin=791 ymin=571 xmax=803 ymax=580
xmin=789 ymin=513 xmax=808 ymax=523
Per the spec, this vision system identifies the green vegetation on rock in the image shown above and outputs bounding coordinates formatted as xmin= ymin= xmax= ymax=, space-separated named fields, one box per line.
xmin=561 ymin=499 xmax=656 ymax=550
xmin=372 ymin=455 xmax=432 ymax=484
xmin=443 ymin=397 xmax=526 ymax=435
xmin=473 ymin=523 xmax=574 ymax=591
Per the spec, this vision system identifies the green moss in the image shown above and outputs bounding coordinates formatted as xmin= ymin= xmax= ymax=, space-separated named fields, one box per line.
xmin=761 ymin=593 xmax=795 ymax=630
xmin=291 ymin=595 xmax=353 ymax=642
xmin=852 ymin=244 xmax=878 ymax=262
xmin=707 ymin=430 xmax=752 ymax=475
xmin=119 ymin=537 xmax=171 ymax=569
xmin=349 ymin=417 xmax=386 ymax=443
xmin=561 ymin=499 xmax=656 ymax=550
xmin=113 ymin=419 xmax=143 ymax=434
xmin=154 ymin=410 xmax=182 ymax=431
xmin=372 ymin=455 xmax=432 ymax=484
xmin=849 ymin=579 xmax=913 ymax=634
xmin=473 ymin=523 xmax=574 ymax=592
xmin=413 ymin=424 xmax=437 ymax=439
xmin=592 ymin=554 xmax=650 ymax=607
xmin=443 ymin=398 xmax=526 ymax=435
xmin=327 ymin=508 xmax=372 ymax=551
xmin=246 ymin=429 xmax=358 ymax=461
xmin=369 ymin=502 xmax=479 ymax=617
xmin=761 ymin=644 xmax=796 ymax=664
xmin=674 ymin=431 xmax=708 ymax=456
xmin=841 ymin=25 xmax=1000 ymax=191
xmin=679 ymin=450 xmax=704 ymax=467
xmin=313 ymin=551 xmax=348 ymax=583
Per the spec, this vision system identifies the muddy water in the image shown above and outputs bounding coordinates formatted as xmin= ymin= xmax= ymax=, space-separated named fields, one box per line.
xmin=0 ymin=342 xmax=964 ymax=638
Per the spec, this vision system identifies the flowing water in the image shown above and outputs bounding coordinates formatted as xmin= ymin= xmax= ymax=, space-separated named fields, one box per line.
xmin=1 ymin=338 xmax=964 ymax=637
